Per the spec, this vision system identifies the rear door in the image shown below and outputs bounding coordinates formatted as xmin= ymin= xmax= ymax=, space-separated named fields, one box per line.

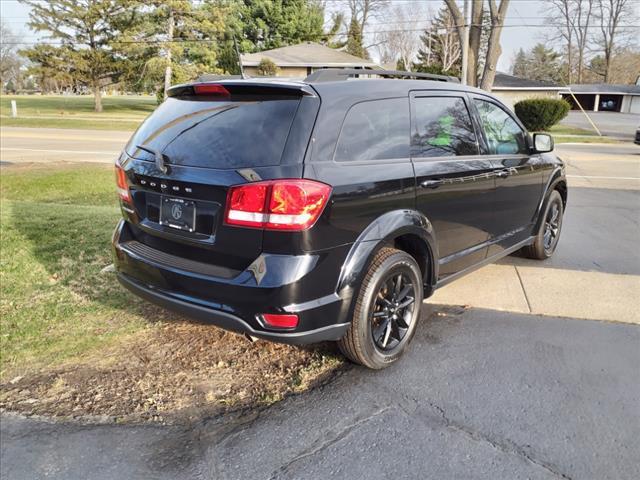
xmin=119 ymin=83 xmax=317 ymax=273
xmin=469 ymin=95 xmax=544 ymax=254
xmin=410 ymin=91 xmax=495 ymax=279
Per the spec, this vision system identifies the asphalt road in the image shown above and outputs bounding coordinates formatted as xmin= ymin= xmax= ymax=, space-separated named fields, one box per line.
xmin=2 ymin=308 xmax=639 ymax=480
xmin=560 ymin=111 xmax=639 ymax=140
xmin=0 ymin=127 xmax=128 ymax=164
xmin=1 ymin=130 xmax=639 ymax=479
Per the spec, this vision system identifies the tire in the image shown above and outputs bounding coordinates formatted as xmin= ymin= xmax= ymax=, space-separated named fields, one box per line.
xmin=338 ymin=247 xmax=424 ymax=369
xmin=522 ymin=190 xmax=564 ymax=260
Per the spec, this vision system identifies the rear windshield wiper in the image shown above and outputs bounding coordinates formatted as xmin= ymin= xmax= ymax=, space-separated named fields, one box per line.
xmin=136 ymin=144 xmax=168 ymax=174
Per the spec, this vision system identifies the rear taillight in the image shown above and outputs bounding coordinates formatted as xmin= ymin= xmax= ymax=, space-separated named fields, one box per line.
xmin=225 ymin=179 xmax=331 ymax=231
xmin=115 ymin=165 xmax=131 ymax=203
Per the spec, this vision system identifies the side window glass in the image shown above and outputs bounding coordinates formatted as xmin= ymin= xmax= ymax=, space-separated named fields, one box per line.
xmin=411 ymin=96 xmax=478 ymax=157
xmin=474 ymin=99 xmax=528 ymax=155
xmin=334 ymin=98 xmax=409 ymax=162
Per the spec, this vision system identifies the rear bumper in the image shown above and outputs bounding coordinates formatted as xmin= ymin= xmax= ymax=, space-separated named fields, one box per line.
xmin=117 ymin=273 xmax=349 ymax=345
xmin=112 ymin=220 xmax=353 ymax=345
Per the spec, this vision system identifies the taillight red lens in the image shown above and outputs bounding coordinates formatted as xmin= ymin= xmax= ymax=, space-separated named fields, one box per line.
xmin=193 ymin=84 xmax=230 ymax=97
xmin=226 ymin=183 xmax=268 ymax=227
xmin=261 ymin=313 xmax=299 ymax=329
xmin=225 ymin=179 xmax=331 ymax=231
xmin=115 ymin=165 xmax=131 ymax=202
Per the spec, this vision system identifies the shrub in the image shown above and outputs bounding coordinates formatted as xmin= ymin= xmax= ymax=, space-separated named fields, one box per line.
xmin=514 ymin=98 xmax=571 ymax=131
xmin=256 ymin=58 xmax=279 ymax=77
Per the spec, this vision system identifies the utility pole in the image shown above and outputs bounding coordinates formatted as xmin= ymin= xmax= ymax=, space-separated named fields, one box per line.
xmin=461 ymin=0 xmax=469 ymax=85
xmin=164 ymin=8 xmax=175 ymax=98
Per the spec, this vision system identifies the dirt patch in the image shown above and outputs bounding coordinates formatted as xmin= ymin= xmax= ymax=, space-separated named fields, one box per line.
xmin=0 ymin=321 xmax=344 ymax=424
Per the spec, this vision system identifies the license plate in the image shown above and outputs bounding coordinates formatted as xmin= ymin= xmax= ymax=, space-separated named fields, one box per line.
xmin=160 ymin=197 xmax=196 ymax=232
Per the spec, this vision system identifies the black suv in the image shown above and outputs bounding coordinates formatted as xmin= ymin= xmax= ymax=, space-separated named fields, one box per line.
xmin=112 ymin=69 xmax=567 ymax=369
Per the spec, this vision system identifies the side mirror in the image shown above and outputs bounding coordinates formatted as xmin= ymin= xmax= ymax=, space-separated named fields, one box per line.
xmin=533 ymin=133 xmax=554 ymax=153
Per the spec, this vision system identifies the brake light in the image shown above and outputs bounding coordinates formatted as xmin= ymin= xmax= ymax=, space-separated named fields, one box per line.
xmin=115 ymin=165 xmax=131 ymax=203
xmin=193 ymin=84 xmax=230 ymax=97
xmin=261 ymin=313 xmax=299 ymax=329
xmin=225 ymin=179 xmax=331 ymax=231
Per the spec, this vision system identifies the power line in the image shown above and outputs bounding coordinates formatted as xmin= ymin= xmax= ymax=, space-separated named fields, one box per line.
xmin=3 ymin=22 xmax=639 ymax=46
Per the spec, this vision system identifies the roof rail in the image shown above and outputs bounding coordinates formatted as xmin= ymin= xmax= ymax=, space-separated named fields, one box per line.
xmin=304 ymin=68 xmax=459 ymax=83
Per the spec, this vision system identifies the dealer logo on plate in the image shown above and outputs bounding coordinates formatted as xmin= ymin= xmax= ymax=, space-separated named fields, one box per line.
xmin=171 ymin=203 xmax=183 ymax=220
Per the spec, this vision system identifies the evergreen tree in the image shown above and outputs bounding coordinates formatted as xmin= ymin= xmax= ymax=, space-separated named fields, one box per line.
xmin=415 ymin=7 xmax=461 ymax=75
xmin=20 ymin=0 xmax=141 ymax=112
xmin=511 ymin=48 xmax=528 ymax=77
xmin=217 ymin=0 xmax=326 ymax=74
xmin=511 ymin=43 xmax=563 ymax=83
xmin=122 ymin=0 xmax=228 ymax=98
xmin=239 ymin=0 xmax=325 ymax=52
xmin=345 ymin=16 xmax=368 ymax=59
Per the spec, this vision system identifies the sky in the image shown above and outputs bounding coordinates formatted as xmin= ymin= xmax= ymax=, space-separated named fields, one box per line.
xmin=2 ymin=0 xmax=638 ymax=73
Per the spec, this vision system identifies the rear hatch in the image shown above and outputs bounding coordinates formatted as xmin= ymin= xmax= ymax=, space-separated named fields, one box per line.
xmin=119 ymin=81 xmax=319 ymax=275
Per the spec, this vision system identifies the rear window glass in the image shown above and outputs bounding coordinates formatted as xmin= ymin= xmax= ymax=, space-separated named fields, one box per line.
xmin=411 ymin=96 xmax=478 ymax=157
xmin=334 ymin=98 xmax=409 ymax=162
xmin=126 ymin=97 xmax=300 ymax=168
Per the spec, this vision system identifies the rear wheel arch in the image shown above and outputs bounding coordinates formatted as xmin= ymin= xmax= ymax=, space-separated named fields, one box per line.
xmin=554 ymin=179 xmax=567 ymax=208
xmin=534 ymin=171 xmax=567 ymax=232
xmin=393 ymin=233 xmax=434 ymax=294
xmin=336 ymin=210 xmax=438 ymax=297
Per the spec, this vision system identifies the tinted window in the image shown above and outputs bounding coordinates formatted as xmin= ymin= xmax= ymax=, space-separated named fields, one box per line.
xmin=126 ymin=97 xmax=300 ymax=168
xmin=411 ymin=96 xmax=478 ymax=157
xmin=334 ymin=98 xmax=409 ymax=162
xmin=474 ymin=99 xmax=528 ymax=155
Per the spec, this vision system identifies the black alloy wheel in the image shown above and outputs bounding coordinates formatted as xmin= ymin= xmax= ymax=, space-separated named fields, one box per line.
xmin=543 ymin=200 xmax=561 ymax=253
xmin=521 ymin=190 xmax=564 ymax=260
xmin=338 ymin=247 xmax=424 ymax=369
xmin=371 ymin=272 xmax=416 ymax=351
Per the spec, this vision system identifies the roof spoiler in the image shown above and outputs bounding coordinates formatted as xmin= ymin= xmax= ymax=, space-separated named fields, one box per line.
xmin=305 ymin=68 xmax=459 ymax=83
xmin=166 ymin=81 xmax=315 ymax=98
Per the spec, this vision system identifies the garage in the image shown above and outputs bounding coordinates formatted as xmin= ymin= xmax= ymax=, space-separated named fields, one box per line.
xmin=560 ymin=83 xmax=640 ymax=113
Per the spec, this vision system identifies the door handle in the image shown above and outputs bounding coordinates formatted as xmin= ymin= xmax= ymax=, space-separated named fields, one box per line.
xmin=420 ymin=179 xmax=443 ymax=189
xmin=496 ymin=170 xmax=510 ymax=178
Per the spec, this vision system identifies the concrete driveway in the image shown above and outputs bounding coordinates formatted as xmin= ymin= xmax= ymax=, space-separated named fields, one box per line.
xmin=1 ymin=131 xmax=639 ymax=479
xmin=560 ymin=111 xmax=639 ymax=140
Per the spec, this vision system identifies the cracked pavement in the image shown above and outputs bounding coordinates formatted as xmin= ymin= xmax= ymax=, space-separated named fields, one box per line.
xmin=2 ymin=307 xmax=639 ymax=479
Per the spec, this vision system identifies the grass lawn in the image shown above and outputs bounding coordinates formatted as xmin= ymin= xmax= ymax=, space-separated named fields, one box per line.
xmin=0 ymin=164 xmax=148 ymax=375
xmin=0 ymin=94 xmax=156 ymax=131
xmin=547 ymin=124 xmax=622 ymax=144
xmin=548 ymin=125 xmax=598 ymax=136
xmin=0 ymin=163 xmax=340 ymax=421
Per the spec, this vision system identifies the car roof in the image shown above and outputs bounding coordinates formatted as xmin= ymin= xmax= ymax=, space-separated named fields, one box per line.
xmin=173 ymin=75 xmax=503 ymax=105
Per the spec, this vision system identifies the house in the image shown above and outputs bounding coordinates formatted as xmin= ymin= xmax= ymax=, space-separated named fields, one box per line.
xmin=490 ymin=73 xmax=563 ymax=109
xmin=240 ymin=42 xmax=377 ymax=78
xmin=559 ymin=83 xmax=640 ymax=113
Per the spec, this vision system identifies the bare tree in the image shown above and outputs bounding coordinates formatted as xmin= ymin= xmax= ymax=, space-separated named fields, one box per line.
xmin=545 ymin=0 xmax=594 ymax=83
xmin=444 ymin=0 xmax=483 ymax=86
xmin=375 ymin=5 xmax=419 ymax=70
xmin=574 ymin=0 xmax=594 ymax=82
xmin=344 ymin=0 xmax=389 ymax=56
xmin=545 ymin=0 xmax=575 ymax=83
xmin=0 ymin=21 xmax=22 ymax=88
xmin=348 ymin=0 xmax=389 ymax=34
xmin=479 ymin=0 xmax=510 ymax=90
xmin=595 ymin=0 xmax=636 ymax=82
xmin=444 ymin=0 xmax=509 ymax=89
